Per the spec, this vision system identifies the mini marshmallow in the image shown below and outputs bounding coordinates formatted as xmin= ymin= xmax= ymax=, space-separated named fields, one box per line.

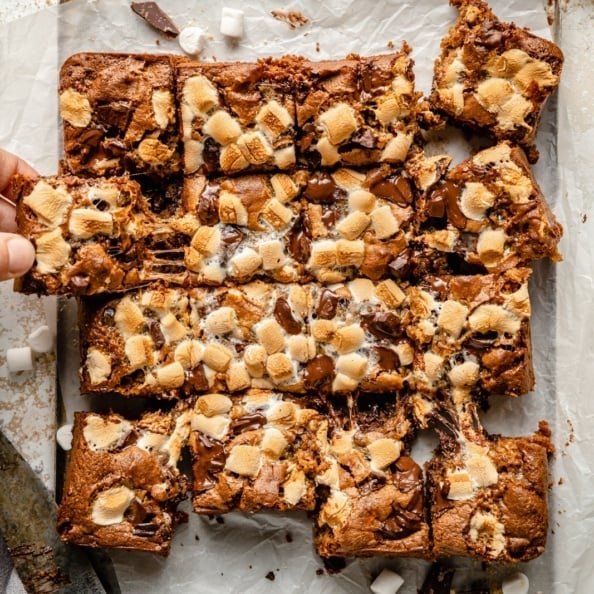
xmin=220 ymin=7 xmax=244 ymax=38
xmin=6 ymin=347 xmax=34 ymax=373
xmin=179 ymin=26 xmax=206 ymax=55
xmin=28 ymin=325 xmax=54 ymax=353
xmin=370 ymin=568 xmax=404 ymax=594
xmin=502 ymin=572 xmax=529 ymax=594
xmin=56 ymin=424 xmax=73 ymax=451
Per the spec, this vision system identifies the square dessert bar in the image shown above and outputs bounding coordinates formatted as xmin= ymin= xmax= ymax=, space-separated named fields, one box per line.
xmin=59 ymin=53 xmax=181 ymax=176
xmin=11 ymin=174 xmax=153 ymax=295
xmin=426 ymin=422 xmax=552 ymax=562
xmin=406 ymin=142 xmax=562 ymax=277
xmin=429 ymin=0 xmax=563 ymax=159
xmin=57 ymin=408 xmax=191 ymax=556
xmin=296 ymin=47 xmax=421 ymax=169
xmin=313 ymin=393 xmax=430 ymax=558
xmin=408 ymin=268 xmax=534 ymax=416
xmin=189 ymin=390 xmax=326 ymax=514
xmin=78 ymin=280 xmax=414 ymax=398
xmin=177 ymin=59 xmax=297 ymax=175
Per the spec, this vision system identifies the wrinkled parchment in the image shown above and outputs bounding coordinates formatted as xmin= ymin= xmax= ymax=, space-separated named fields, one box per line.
xmin=2 ymin=0 xmax=593 ymax=591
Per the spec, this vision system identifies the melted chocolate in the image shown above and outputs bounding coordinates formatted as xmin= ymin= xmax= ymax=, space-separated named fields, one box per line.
xmin=273 ymin=297 xmax=302 ymax=335
xmin=148 ymin=319 xmax=165 ymax=350
xmin=361 ymin=311 xmax=403 ymax=340
xmin=197 ymin=184 xmax=220 ymax=225
xmin=229 ymin=412 xmax=266 ymax=434
xmin=304 ymin=355 xmax=335 ymax=391
xmin=316 ymin=289 xmax=339 ymax=320
xmin=388 ymin=248 xmax=413 ymax=279
xmin=192 ymin=434 xmax=226 ymax=492
xmin=303 ymin=173 xmax=344 ymax=203
xmin=429 ymin=180 xmax=466 ymax=229
xmin=287 ymin=211 xmax=311 ymax=262
xmin=373 ymin=346 xmax=400 ymax=371
xmin=372 ymin=177 xmax=413 ymax=206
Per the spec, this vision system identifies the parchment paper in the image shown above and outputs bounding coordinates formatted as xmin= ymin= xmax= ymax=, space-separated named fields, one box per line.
xmin=2 ymin=0 xmax=592 ymax=592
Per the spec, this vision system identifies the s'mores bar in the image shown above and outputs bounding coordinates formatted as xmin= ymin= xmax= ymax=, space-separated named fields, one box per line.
xmin=189 ymin=390 xmax=325 ymax=513
xmin=57 ymin=409 xmax=191 ymax=556
xmin=408 ymin=143 xmax=562 ymax=277
xmin=78 ymin=281 xmax=413 ymax=398
xmin=11 ymin=174 xmax=152 ymax=295
xmin=409 ymin=268 xmax=534 ymax=413
xmin=296 ymin=47 xmax=421 ymax=169
xmin=430 ymin=0 xmax=563 ymax=158
xmin=59 ymin=53 xmax=181 ymax=177
xmin=314 ymin=394 xmax=429 ymax=558
xmin=426 ymin=422 xmax=552 ymax=562
xmin=177 ymin=59 xmax=297 ymax=175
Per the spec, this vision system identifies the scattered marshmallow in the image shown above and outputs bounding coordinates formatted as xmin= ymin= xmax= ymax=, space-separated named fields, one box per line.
xmin=370 ymin=568 xmax=404 ymax=594
xmin=28 ymin=325 xmax=54 ymax=353
xmin=220 ymin=7 xmax=244 ymax=38
xmin=502 ymin=572 xmax=529 ymax=594
xmin=179 ymin=26 xmax=206 ymax=55
xmin=6 ymin=347 xmax=34 ymax=373
xmin=56 ymin=424 xmax=74 ymax=451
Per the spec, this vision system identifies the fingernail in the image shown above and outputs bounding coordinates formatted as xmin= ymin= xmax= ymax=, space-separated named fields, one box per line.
xmin=7 ymin=236 xmax=35 ymax=275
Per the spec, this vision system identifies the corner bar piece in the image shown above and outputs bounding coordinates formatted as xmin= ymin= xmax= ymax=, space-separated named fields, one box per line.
xmin=426 ymin=420 xmax=552 ymax=562
xmin=57 ymin=408 xmax=191 ymax=556
xmin=189 ymin=390 xmax=325 ymax=513
xmin=59 ymin=53 xmax=181 ymax=176
xmin=429 ymin=0 xmax=563 ymax=159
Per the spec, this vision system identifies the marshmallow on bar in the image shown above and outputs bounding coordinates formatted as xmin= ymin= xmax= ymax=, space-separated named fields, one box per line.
xmin=429 ymin=0 xmax=563 ymax=160
xmin=59 ymin=53 xmax=181 ymax=177
xmin=57 ymin=408 xmax=191 ymax=556
xmin=189 ymin=390 xmax=325 ymax=513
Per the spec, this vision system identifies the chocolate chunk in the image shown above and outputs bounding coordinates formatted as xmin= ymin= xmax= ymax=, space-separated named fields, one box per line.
xmin=373 ymin=346 xmax=400 ymax=371
xmin=131 ymin=2 xmax=180 ymax=37
xmin=321 ymin=207 xmax=339 ymax=229
xmin=202 ymin=137 xmax=221 ymax=173
xmin=229 ymin=412 xmax=266 ymax=434
xmin=303 ymin=173 xmax=344 ymax=203
xmin=361 ymin=311 xmax=403 ymax=340
xmin=192 ymin=434 xmax=226 ymax=492
xmin=265 ymin=571 xmax=275 ymax=581
xmin=428 ymin=180 xmax=465 ymax=229
xmin=388 ymin=248 xmax=413 ymax=279
xmin=287 ymin=211 xmax=311 ymax=262
xmin=273 ymin=297 xmax=302 ymax=335
xmin=147 ymin=319 xmax=165 ymax=349
xmin=372 ymin=176 xmax=413 ymax=206
xmin=197 ymin=184 xmax=220 ymax=225
xmin=304 ymin=355 xmax=335 ymax=391
xmin=186 ymin=365 xmax=209 ymax=393
xmin=316 ymin=289 xmax=339 ymax=319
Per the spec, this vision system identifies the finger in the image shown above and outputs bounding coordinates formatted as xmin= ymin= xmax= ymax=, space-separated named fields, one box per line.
xmin=0 ymin=197 xmax=17 ymax=233
xmin=0 ymin=233 xmax=36 ymax=282
xmin=0 ymin=149 xmax=37 ymax=194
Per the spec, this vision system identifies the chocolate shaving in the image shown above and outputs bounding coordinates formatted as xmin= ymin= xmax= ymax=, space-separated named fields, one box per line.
xmin=131 ymin=2 xmax=180 ymax=37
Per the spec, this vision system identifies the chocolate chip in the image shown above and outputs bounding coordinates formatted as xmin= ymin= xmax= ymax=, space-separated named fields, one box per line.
xmin=304 ymin=355 xmax=335 ymax=391
xmin=316 ymin=289 xmax=339 ymax=319
xmin=304 ymin=173 xmax=344 ymax=203
xmin=273 ymin=297 xmax=302 ymax=334
xmin=265 ymin=571 xmax=275 ymax=581
xmin=361 ymin=311 xmax=403 ymax=340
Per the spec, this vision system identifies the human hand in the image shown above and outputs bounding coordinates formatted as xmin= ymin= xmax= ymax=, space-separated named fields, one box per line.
xmin=0 ymin=149 xmax=36 ymax=281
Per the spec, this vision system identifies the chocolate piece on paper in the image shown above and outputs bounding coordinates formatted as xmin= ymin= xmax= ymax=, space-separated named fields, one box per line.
xmin=131 ymin=2 xmax=180 ymax=37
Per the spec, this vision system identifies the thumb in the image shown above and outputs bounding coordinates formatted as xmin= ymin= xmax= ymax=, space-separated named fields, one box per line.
xmin=0 ymin=233 xmax=36 ymax=281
